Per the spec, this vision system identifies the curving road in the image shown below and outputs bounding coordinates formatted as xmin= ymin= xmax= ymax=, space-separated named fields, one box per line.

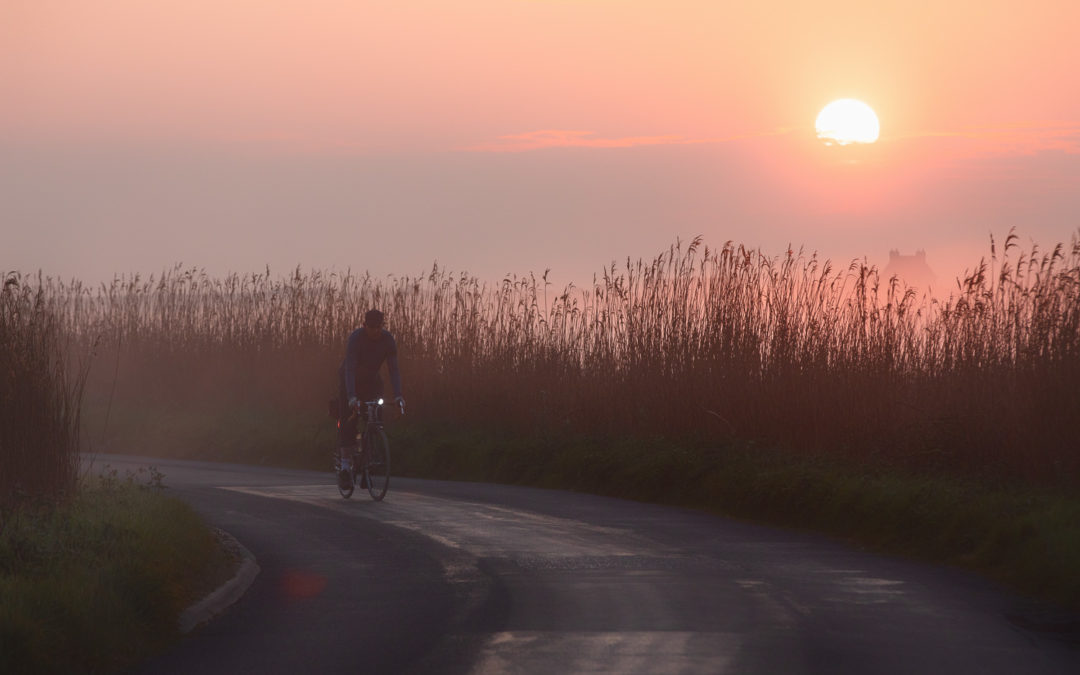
xmin=96 ymin=454 xmax=1079 ymax=674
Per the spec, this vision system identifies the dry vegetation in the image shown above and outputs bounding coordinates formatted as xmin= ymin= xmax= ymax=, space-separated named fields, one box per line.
xmin=0 ymin=274 xmax=87 ymax=505
xmin=13 ymin=229 xmax=1080 ymax=486
xmin=2 ymin=278 xmax=238 ymax=673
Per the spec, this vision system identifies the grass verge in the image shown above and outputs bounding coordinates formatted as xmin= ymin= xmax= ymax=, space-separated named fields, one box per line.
xmin=0 ymin=472 xmax=237 ymax=674
xmin=391 ymin=420 xmax=1080 ymax=610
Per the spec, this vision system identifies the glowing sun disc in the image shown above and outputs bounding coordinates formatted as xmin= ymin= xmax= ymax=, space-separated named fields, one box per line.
xmin=816 ymin=99 xmax=880 ymax=145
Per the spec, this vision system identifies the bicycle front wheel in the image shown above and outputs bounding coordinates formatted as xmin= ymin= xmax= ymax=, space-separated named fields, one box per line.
xmin=364 ymin=428 xmax=390 ymax=501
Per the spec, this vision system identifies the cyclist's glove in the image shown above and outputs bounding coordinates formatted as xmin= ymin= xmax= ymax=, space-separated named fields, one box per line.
xmin=348 ymin=396 xmax=359 ymax=410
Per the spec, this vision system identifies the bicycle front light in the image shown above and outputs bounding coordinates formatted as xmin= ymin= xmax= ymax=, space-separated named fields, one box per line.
xmin=377 ymin=398 xmax=384 ymax=405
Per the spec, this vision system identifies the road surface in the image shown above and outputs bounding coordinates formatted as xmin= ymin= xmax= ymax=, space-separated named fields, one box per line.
xmin=93 ymin=454 xmax=1078 ymax=674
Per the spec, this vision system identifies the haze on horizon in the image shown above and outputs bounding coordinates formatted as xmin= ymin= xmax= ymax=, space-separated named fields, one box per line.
xmin=3 ymin=0 xmax=1078 ymax=290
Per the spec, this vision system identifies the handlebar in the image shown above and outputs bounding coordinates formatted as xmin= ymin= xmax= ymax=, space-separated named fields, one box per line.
xmin=347 ymin=398 xmax=405 ymax=419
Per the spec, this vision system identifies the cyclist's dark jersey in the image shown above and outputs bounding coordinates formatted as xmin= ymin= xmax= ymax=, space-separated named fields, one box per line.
xmin=338 ymin=328 xmax=402 ymax=401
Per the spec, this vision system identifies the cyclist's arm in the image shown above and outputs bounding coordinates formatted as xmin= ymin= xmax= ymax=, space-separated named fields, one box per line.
xmin=387 ymin=353 xmax=402 ymax=399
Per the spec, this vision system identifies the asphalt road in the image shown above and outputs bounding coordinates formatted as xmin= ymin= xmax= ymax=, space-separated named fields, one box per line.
xmin=94 ymin=454 xmax=1079 ymax=674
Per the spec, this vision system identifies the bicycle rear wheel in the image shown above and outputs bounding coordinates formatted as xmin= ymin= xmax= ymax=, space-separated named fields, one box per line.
xmin=364 ymin=428 xmax=390 ymax=501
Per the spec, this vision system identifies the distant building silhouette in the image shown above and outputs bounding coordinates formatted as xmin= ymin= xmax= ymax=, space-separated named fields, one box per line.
xmin=882 ymin=249 xmax=936 ymax=291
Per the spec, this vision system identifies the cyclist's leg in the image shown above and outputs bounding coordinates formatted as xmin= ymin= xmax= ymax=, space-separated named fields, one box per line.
xmin=337 ymin=383 xmax=359 ymax=466
xmin=353 ymin=382 xmax=383 ymax=443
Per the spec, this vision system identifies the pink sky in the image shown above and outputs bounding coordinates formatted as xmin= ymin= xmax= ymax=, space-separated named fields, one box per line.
xmin=3 ymin=0 xmax=1078 ymax=288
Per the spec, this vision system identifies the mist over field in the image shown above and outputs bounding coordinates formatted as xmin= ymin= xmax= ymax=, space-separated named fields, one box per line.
xmin=3 ymin=137 xmax=1076 ymax=294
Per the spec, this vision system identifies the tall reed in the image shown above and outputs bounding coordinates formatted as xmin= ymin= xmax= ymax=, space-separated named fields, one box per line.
xmin=1 ymin=273 xmax=87 ymax=505
xmin=27 ymin=230 xmax=1080 ymax=484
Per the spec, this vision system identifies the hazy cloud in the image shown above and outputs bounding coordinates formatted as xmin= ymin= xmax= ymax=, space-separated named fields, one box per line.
xmin=895 ymin=123 xmax=1080 ymax=155
xmin=464 ymin=130 xmax=690 ymax=152
xmin=465 ymin=128 xmax=794 ymax=153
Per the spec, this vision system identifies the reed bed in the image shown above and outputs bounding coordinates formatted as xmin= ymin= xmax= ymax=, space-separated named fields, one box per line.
xmin=23 ymin=230 xmax=1080 ymax=485
xmin=1 ymin=274 xmax=87 ymax=506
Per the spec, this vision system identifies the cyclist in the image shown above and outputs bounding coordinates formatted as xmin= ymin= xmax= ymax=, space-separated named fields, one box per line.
xmin=337 ymin=309 xmax=404 ymax=458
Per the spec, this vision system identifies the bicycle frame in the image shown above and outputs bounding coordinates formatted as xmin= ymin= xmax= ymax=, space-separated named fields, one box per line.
xmin=336 ymin=398 xmax=393 ymax=500
xmin=359 ymin=399 xmax=384 ymax=435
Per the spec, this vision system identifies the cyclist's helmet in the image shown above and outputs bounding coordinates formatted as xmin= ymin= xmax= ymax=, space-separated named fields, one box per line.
xmin=364 ymin=309 xmax=385 ymax=327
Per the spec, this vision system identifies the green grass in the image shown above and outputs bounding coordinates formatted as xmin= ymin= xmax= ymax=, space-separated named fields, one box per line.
xmin=0 ymin=472 xmax=237 ymax=674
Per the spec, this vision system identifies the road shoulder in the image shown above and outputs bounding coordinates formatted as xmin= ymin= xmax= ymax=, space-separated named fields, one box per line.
xmin=178 ymin=528 xmax=260 ymax=633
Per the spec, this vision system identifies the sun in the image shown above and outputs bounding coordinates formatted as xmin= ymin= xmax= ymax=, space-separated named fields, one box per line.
xmin=815 ymin=99 xmax=880 ymax=145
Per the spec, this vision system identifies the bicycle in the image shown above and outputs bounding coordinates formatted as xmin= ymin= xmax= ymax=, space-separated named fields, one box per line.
xmin=336 ymin=398 xmax=399 ymax=501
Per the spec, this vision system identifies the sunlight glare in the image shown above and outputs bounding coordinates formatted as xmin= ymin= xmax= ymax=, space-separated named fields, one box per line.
xmin=815 ymin=99 xmax=880 ymax=145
